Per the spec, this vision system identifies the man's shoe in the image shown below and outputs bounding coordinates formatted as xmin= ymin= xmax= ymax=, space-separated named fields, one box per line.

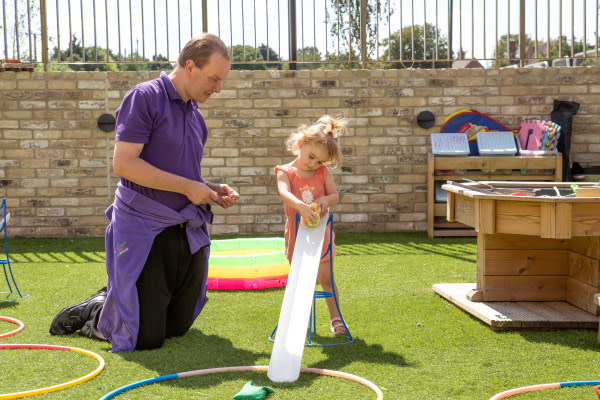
xmin=80 ymin=305 xmax=108 ymax=342
xmin=49 ymin=287 xmax=107 ymax=335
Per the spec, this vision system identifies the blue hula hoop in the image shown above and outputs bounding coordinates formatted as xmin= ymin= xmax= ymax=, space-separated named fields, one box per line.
xmin=490 ymin=380 xmax=600 ymax=399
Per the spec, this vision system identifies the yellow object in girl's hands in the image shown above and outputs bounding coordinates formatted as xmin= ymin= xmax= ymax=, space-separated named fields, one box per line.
xmin=306 ymin=203 xmax=321 ymax=227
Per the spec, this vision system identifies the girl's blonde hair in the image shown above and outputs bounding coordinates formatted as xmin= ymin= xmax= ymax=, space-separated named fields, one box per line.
xmin=286 ymin=115 xmax=346 ymax=168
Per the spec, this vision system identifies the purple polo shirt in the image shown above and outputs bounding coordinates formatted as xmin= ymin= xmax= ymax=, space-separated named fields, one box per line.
xmin=115 ymin=71 xmax=208 ymax=211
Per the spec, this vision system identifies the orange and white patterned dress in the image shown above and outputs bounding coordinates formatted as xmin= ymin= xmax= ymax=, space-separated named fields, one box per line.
xmin=275 ymin=163 xmax=335 ymax=262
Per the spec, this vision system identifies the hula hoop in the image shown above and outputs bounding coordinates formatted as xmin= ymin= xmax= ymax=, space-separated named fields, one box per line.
xmin=0 ymin=316 xmax=24 ymax=339
xmin=100 ymin=365 xmax=383 ymax=400
xmin=0 ymin=344 xmax=105 ymax=400
xmin=490 ymin=380 xmax=600 ymax=399
xmin=0 ymin=292 xmax=30 ymax=303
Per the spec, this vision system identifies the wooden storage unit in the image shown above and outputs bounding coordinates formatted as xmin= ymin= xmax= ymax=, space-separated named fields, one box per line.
xmin=427 ymin=153 xmax=562 ymax=238
xmin=474 ymin=233 xmax=600 ymax=315
xmin=442 ymin=181 xmax=600 ymax=317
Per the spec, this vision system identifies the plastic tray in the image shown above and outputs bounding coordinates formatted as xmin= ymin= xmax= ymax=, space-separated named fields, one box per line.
xmin=477 ymin=131 xmax=517 ymax=155
xmin=430 ymin=133 xmax=470 ymax=156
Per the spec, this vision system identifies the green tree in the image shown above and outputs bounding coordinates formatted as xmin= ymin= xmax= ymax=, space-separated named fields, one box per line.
xmin=490 ymin=33 xmax=536 ymax=68
xmin=258 ymin=44 xmax=281 ymax=69
xmin=50 ymin=35 xmax=119 ymax=71
xmin=296 ymin=46 xmax=324 ymax=69
xmin=3 ymin=0 xmax=40 ymax=61
xmin=137 ymin=54 xmax=173 ymax=71
xmin=298 ymin=46 xmax=322 ymax=61
xmin=49 ymin=35 xmax=173 ymax=71
xmin=328 ymin=0 xmax=392 ymax=60
xmin=380 ymin=23 xmax=451 ymax=69
xmin=490 ymin=33 xmax=595 ymax=68
xmin=230 ymin=45 xmax=268 ymax=70
xmin=538 ymin=36 xmax=590 ymax=66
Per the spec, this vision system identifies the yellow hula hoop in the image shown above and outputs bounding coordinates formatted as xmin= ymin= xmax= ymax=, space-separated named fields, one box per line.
xmin=0 ymin=344 xmax=105 ymax=400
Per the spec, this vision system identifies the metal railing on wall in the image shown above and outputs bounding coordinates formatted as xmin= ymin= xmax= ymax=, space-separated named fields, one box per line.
xmin=1 ymin=0 xmax=599 ymax=71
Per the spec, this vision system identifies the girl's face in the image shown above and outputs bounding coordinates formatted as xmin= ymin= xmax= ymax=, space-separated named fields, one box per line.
xmin=297 ymin=141 xmax=329 ymax=171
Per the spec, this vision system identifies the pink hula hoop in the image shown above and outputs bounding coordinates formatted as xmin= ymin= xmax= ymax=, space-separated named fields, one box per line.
xmin=0 ymin=316 xmax=24 ymax=339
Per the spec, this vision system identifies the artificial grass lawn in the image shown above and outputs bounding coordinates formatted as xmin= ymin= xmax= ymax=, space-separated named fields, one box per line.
xmin=0 ymin=232 xmax=599 ymax=399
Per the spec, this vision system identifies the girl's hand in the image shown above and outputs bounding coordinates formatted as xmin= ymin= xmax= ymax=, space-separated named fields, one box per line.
xmin=300 ymin=203 xmax=320 ymax=226
xmin=314 ymin=198 xmax=329 ymax=217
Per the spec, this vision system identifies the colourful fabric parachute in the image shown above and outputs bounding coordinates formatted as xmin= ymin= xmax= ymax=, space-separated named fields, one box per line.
xmin=208 ymin=238 xmax=289 ymax=290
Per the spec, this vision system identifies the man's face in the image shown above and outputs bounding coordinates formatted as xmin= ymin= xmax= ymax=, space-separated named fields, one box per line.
xmin=189 ymin=53 xmax=230 ymax=103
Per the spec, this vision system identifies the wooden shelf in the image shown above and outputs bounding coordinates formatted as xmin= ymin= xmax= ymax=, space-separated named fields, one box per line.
xmin=427 ymin=153 xmax=562 ymax=238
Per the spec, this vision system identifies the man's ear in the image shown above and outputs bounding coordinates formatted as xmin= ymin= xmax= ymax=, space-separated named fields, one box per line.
xmin=184 ymin=59 xmax=196 ymax=75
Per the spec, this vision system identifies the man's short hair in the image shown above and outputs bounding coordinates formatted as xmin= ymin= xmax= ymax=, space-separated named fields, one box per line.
xmin=178 ymin=33 xmax=231 ymax=69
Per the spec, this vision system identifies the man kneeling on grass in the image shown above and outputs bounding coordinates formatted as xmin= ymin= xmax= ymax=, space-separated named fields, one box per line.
xmin=49 ymin=33 xmax=239 ymax=352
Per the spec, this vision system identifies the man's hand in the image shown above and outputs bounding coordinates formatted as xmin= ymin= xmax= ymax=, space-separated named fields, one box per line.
xmin=184 ymin=181 xmax=219 ymax=205
xmin=113 ymin=142 xmax=240 ymax=208
xmin=209 ymin=183 xmax=240 ymax=208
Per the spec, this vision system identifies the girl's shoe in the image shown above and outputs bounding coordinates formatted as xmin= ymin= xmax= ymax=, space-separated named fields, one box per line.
xmin=330 ymin=317 xmax=348 ymax=335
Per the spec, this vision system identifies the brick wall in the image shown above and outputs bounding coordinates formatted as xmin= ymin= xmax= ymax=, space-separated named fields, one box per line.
xmin=1 ymin=66 xmax=599 ymax=237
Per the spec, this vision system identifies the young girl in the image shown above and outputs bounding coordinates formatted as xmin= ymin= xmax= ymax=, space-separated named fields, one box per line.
xmin=275 ymin=115 xmax=347 ymax=335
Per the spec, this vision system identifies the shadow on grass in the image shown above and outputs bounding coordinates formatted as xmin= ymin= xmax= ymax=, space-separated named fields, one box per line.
xmin=0 ymin=297 xmax=21 ymax=310
xmin=6 ymin=237 xmax=106 ymax=264
xmin=335 ymin=231 xmax=476 ymax=264
xmin=6 ymin=233 xmax=477 ymax=264
xmin=515 ymin=329 xmax=599 ymax=352
xmin=119 ymin=329 xmax=270 ymax=374
xmin=292 ymin=336 xmax=414 ymax=387
xmin=117 ymin=330 xmax=410 ymax=392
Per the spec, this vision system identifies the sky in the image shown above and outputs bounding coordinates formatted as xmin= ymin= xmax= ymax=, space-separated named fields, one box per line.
xmin=2 ymin=0 xmax=598 ymax=65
